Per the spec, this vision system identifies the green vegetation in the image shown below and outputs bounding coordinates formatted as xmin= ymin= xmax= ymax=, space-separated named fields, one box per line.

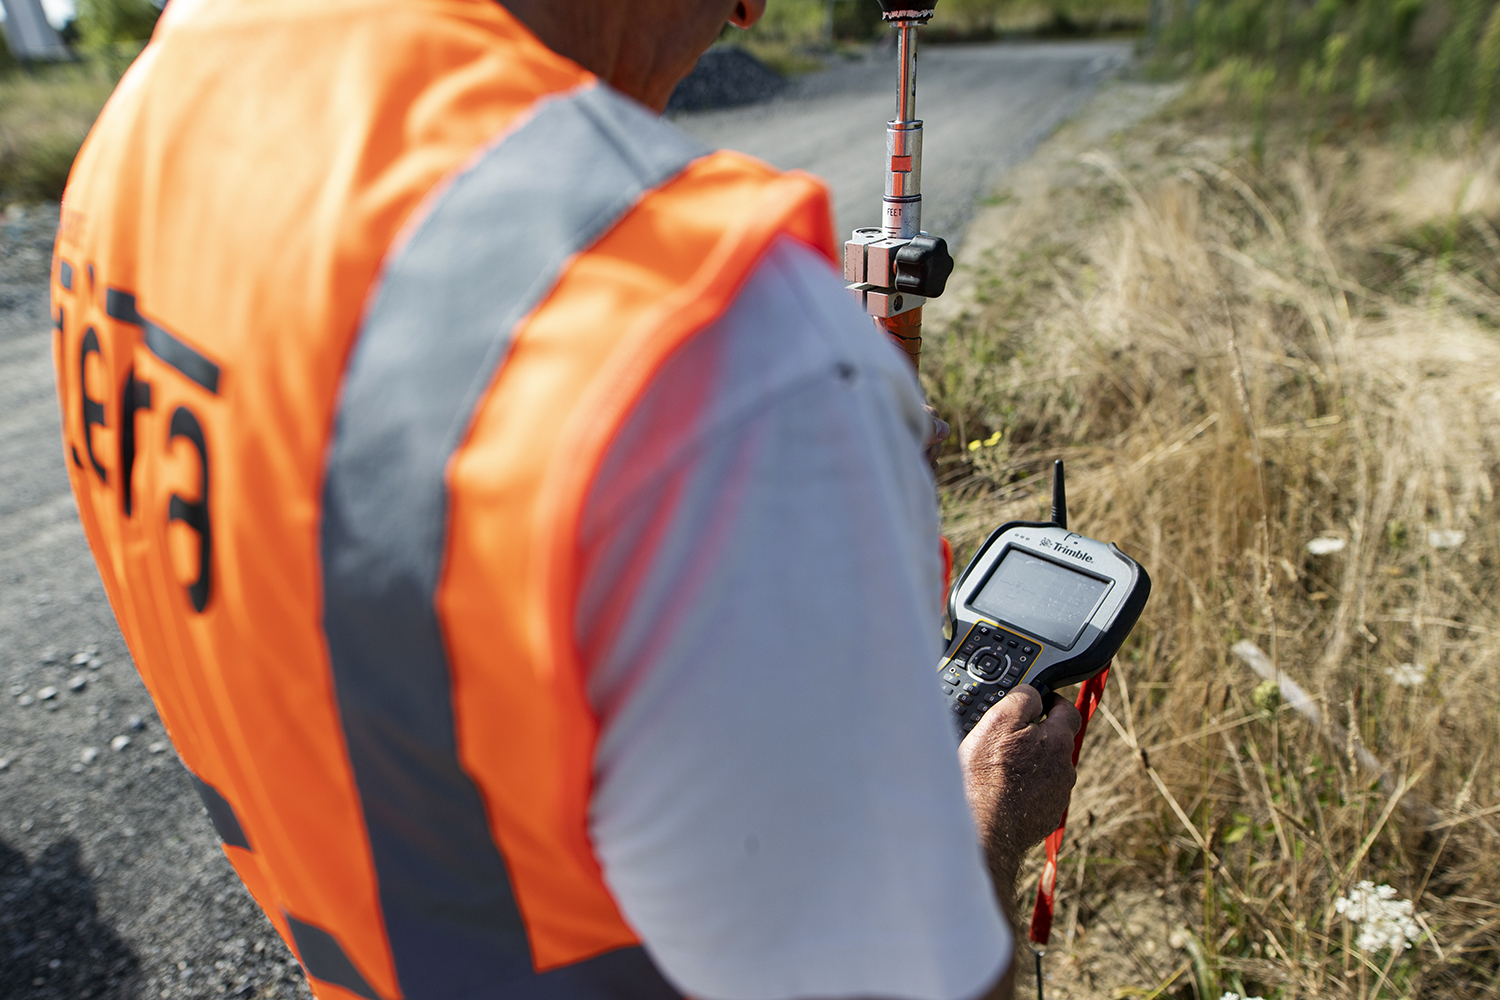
xmin=1153 ymin=0 xmax=1500 ymax=140
xmin=71 ymin=0 xmax=160 ymax=57
xmin=0 ymin=63 xmax=121 ymax=203
xmin=727 ymin=0 xmax=1150 ymax=69
xmin=0 ymin=0 xmax=156 ymax=204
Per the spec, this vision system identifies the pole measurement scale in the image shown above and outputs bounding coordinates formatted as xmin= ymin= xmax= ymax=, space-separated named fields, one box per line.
xmin=843 ymin=4 xmax=953 ymax=368
xmin=846 ymin=13 xmax=1154 ymax=998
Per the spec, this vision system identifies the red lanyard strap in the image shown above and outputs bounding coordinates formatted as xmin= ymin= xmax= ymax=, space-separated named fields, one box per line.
xmin=1028 ymin=665 xmax=1110 ymax=949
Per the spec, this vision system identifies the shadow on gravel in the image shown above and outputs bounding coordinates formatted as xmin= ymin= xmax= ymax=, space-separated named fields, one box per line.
xmin=1 ymin=836 xmax=141 ymax=1000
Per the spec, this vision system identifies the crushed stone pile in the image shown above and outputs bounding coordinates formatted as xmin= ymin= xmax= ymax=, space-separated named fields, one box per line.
xmin=667 ymin=47 xmax=786 ymax=113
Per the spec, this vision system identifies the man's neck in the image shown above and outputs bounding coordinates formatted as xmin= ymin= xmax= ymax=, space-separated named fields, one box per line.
xmin=499 ymin=1 xmax=725 ymax=113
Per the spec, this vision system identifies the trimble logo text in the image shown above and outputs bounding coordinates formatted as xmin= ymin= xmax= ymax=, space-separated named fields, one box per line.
xmin=1056 ymin=545 xmax=1094 ymax=562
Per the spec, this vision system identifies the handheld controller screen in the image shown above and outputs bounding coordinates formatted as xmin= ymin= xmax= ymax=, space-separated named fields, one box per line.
xmin=939 ymin=461 xmax=1151 ymax=738
xmin=970 ymin=550 xmax=1111 ymax=649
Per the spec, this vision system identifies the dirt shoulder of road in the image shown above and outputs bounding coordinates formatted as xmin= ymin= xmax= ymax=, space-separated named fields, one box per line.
xmin=924 ymin=76 xmax=1186 ymax=339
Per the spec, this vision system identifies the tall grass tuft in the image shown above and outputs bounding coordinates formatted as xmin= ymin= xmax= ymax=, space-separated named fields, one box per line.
xmin=0 ymin=63 xmax=120 ymax=203
xmin=927 ymin=123 xmax=1500 ymax=996
xmin=1158 ymin=0 xmax=1500 ymax=134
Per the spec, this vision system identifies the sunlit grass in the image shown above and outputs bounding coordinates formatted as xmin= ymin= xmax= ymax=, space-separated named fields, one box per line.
xmin=0 ymin=62 xmax=121 ymax=203
xmin=926 ymin=110 xmax=1500 ymax=997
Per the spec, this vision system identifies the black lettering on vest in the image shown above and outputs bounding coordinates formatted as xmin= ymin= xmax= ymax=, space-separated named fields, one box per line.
xmin=168 ymin=406 xmax=212 ymax=612
xmin=120 ymin=369 xmax=152 ymax=516
xmin=79 ymin=327 xmax=108 ymax=484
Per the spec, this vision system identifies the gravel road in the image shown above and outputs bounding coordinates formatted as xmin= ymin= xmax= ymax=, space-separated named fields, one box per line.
xmin=674 ymin=40 xmax=1131 ymax=243
xmin=0 ymin=40 xmax=1127 ymax=1000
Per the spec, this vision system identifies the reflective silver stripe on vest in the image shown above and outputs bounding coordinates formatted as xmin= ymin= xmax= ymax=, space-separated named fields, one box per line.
xmin=320 ymin=82 xmax=704 ymax=999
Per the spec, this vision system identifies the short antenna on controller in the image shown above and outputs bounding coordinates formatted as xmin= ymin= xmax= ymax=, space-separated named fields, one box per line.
xmin=1050 ymin=460 xmax=1068 ymax=531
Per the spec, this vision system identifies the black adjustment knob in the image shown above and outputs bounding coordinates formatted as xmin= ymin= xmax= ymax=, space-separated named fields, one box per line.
xmin=894 ymin=235 xmax=953 ymax=298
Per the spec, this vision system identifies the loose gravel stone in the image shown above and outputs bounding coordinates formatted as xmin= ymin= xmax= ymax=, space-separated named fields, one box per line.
xmin=88 ymin=656 xmax=104 ymax=669
xmin=37 ymin=686 xmax=57 ymax=700
xmin=68 ymin=674 xmax=87 ymax=692
xmin=80 ymin=746 xmax=100 ymax=764
xmin=0 ymin=757 xmax=10 ymax=770
xmin=111 ymin=735 xmax=131 ymax=751
xmin=40 ymin=648 xmax=60 ymax=664
xmin=10 ymin=684 xmax=24 ymax=696
xmin=17 ymin=694 xmax=34 ymax=707
xmin=70 ymin=652 xmax=92 ymax=666
xmin=667 ymin=47 xmax=786 ymax=112
xmin=129 ymin=715 xmax=145 ymax=731
xmin=149 ymin=741 xmax=168 ymax=754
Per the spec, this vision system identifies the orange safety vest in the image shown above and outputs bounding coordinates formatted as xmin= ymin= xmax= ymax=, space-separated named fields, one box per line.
xmin=50 ymin=2 xmax=834 ymax=997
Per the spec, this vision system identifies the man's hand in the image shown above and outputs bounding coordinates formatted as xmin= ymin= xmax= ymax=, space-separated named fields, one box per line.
xmin=923 ymin=405 xmax=949 ymax=464
xmin=958 ymin=684 xmax=1081 ymax=891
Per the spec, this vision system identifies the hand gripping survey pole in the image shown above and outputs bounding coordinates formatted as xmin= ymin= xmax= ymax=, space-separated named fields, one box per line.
xmin=843 ymin=3 xmax=954 ymax=370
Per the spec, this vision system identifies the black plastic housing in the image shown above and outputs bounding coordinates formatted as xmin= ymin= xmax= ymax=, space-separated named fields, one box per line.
xmin=939 ymin=519 xmax=1151 ymax=738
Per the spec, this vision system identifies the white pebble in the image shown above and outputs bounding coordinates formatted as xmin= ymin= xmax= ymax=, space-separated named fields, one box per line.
xmin=0 ymin=758 xmax=9 ymax=771
xmin=1428 ymin=529 xmax=1465 ymax=549
xmin=37 ymin=686 xmax=57 ymax=700
xmin=110 ymin=735 xmax=131 ymax=752
xmin=70 ymin=652 xmax=91 ymax=666
xmin=1306 ymin=536 xmax=1346 ymax=555
xmin=17 ymin=694 xmax=33 ymax=707
xmin=80 ymin=747 xmax=100 ymax=765
xmin=1385 ymin=662 xmax=1427 ymax=687
xmin=68 ymin=675 xmax=87 ymax=692
xmin=149 ymin=742 xmax=167 ymax=754
xmin=87 ymin=657 xmax=103 ymax=670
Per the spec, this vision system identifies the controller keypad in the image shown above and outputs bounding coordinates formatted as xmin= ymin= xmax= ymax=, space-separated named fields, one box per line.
xmin=939 ymin=623 xmax=1045 ymax=738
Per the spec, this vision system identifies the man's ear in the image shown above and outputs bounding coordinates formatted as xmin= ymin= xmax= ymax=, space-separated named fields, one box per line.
xmin=728 ymin=0 xmax=766 ymax=29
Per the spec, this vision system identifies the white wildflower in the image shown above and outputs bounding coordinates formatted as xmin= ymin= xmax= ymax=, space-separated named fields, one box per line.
xmin=1335 ymin=881 xmax=1422 ymax=953
xmin=1221 ymin=993 xmax=1266 ymax=1000
xmin=1385 ymin=662 xmax=1427 ymax=688
xmin=1306 ymin=536 xmax=1346 ymax=555
xmin=1427 ymin=529 xmax=1465 ymax=549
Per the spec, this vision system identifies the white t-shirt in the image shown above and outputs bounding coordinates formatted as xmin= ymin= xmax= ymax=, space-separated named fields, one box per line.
xmin=576 ymin=236 xmax=1011 ymax=1000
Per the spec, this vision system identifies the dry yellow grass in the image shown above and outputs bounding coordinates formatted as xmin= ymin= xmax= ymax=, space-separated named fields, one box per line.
xmin=926 ymin=117 xmax=1500 ymax=998
xmin=0 ymin=63 xmax=121 ymax=203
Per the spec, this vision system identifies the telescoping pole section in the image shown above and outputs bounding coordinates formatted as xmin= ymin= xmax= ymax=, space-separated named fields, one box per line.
xmin=843 ymin=5 xmax=953 ymax=371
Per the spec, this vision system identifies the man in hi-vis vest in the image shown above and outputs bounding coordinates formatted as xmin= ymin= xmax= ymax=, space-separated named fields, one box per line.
xmin=51 ymin=1 xmax=1081 ymax=998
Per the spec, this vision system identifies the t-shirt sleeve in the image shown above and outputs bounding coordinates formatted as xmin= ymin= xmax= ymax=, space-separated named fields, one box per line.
xmin=575 ymin=236 xmax=1011 ymax=1000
